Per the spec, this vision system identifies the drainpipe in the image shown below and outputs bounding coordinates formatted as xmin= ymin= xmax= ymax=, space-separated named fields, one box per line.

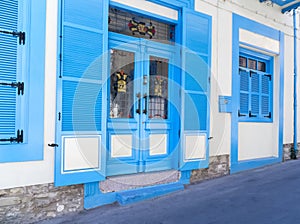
xmin=291 ymin=9 xmax=298 ymax=159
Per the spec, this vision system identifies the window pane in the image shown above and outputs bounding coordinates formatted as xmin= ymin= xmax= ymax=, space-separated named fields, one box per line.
xmin=248 ymin=59 xmax=257 ymax=70
xmin=239 ymin=56 xmax=247 ymax=67
xmin=109 ymin=7 xmax=175 ymax=44
xmin=110 ymin=49 xmax=135 ymax=119
xmin=149 ymin=56 xmax=168 ymax=119
xmin=258 ymin=61 xmax=266 ymax=72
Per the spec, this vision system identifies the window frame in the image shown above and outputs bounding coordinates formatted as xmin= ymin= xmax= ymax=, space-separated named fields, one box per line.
xmin=238 ymin=48 xmax=273 ymax=123
xmin=0 ymin=0 xmax=46 ymax=163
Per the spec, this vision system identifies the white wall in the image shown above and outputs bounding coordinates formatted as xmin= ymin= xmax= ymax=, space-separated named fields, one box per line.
xmin=0 ymin=0 xmax=58 ymax=189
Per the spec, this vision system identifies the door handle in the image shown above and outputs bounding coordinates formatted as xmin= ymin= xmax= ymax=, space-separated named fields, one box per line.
xmin=136 ymin=93 xmax=141 ymax=114
xmin=143 ymin=94 xmax=147 ymax=114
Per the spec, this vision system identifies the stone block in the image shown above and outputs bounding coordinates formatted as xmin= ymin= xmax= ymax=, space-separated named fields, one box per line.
xmin=0 ymin=197 xmax=21 ymax=207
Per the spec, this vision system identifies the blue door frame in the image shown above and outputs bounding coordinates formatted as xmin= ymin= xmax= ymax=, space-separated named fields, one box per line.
xmin=106 ymin=33 xmax=180 ymax=176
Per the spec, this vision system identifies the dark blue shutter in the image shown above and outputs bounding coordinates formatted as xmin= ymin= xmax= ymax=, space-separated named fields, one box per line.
xmin=239 ymin=69 xmax=249 ymax=117
xmin=0 ymin=0 xmax=20 ymax=141
xmin=261 ymin=74 xmax=271 ymax=117
xmin=55 ymin=0 xmax=108 ymax=186
xmin=180 ymin=9 xmax=211 ymax=170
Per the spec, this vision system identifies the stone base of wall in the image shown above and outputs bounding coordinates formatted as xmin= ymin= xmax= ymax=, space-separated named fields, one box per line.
xmin=0 ymin=183 xmax=83 ymax=224
xmin=190 ymin=155 xmax=230 ymax=183
xmin=283 ymin=143 xmax=300 ymax=161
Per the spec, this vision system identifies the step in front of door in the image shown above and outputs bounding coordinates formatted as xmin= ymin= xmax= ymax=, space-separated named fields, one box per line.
xmin=100 ymin=170 xmax=180 ymax=193
xmin=116 ymin=182 xmax=184 ymax=205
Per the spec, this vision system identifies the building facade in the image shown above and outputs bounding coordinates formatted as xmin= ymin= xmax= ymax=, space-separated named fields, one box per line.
xmin=0 ymin=0 xmax=299 ymax=222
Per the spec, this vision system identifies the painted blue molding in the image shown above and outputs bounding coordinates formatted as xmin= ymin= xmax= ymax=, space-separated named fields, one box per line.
xmin=116 ymin=182 xmax=184 ymax=205
xmin=233 ymin=14 xmax=280 ymax=41
xmin=231 ymin=14 xmax=284 ymax=172
xmin=84 ymin=182 xmax=117 ymax=209
xmin=179 ymin=170 xmax=191 ymax=184
xmin=146 ymin=0 xmax=194 ymax=9
xmin=231 ymin=157 xmax=282 ymax=173
xmin=282 ymin=2 xmax=300 ymax=13
xmin=84 ymin=181 xmax=184 ymax=209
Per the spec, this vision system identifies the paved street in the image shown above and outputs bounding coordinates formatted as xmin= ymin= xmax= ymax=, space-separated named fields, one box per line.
xmin=40 ymin=160 xmax=300 ymax=224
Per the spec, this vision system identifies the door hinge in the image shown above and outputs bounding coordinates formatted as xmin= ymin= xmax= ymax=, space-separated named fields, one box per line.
xmin=178 ymin=129 xmax=181 ymax=138
xmin=0 ymin=129 xmax=23 ymax=143
xmin=58 ymin=112 xmax=61 ymax=121
xmin=0 ymin=82 xmax=24 ymax=95
xmin=0 ymin=30 xmax=25 ymax=45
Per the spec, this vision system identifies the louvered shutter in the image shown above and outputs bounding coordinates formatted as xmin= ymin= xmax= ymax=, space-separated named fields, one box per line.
xmin=250 ymin=72 xmax=259 ymax=117
xmin=55 ymin=0 xmax=108 ymax=186
xmin=261 ymin=74 xmax=271 ymax=118
xmin=0 ymin=0 xmax=22 ymax=142
xmin=239 ymin=69 xmax=249 ymax=117
xmin=180 ymin=9 xmax=211 ymax=171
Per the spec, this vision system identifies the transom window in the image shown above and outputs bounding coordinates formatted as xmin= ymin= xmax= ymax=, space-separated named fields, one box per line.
xmin=238 ymin=50 xmax=273 ymax=121
xmin=109 ymin=7 xmax=175 ymax=44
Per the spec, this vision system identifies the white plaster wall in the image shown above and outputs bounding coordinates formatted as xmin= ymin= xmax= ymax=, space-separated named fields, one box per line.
xmin=0 ymin=0 xmax=58 ymax=189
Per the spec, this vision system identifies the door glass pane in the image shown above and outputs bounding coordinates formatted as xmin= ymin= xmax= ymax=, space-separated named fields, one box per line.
xmin=149 ymin=56 xmax=168 ymax=119
xmin=110 ymin=49 xmax=134 ymax=118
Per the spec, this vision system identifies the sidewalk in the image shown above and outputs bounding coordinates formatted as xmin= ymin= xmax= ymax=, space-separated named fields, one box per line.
xmin=39 ymin=160 xmax=300 ymax=224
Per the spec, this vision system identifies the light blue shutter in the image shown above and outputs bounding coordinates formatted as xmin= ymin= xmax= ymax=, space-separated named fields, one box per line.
xmin=180 ymin=9 xmax=211 ymax=171
xmin=55 ymin=0 xmax=108 ymax=186
xmin=0 ymin=0 xmax=19 ymax=141
xmin=250 ymin=72 xmax=259 ymax=117
xmin=239 ymin=69 xmax=249 ymax=117
xmin=261 ymin=74 xmax=271 ymax=118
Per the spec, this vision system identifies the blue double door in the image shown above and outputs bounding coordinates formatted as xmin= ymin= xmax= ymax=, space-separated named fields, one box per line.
xmin=107 ymin=34 xmax=180 ymax=176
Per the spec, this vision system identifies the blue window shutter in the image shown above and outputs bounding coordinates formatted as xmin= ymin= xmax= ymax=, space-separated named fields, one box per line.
xmin=55 ymin=0 xmax=108 ymax=186
xmin=180 ymin=8 xmax=211 ymax=171
xmin=261 ymin=74 xmax=271 ymax=117
xmin=250 ymin=72 xmax=259 ymax=116
xmin=0 ymin=0 xmax=20 ymax=141
xmin=239 ymin=69 xmax=249 ymax=116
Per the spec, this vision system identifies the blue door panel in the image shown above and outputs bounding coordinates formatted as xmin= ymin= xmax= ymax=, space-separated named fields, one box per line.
xmin=180 ymin=8 xmax=211 ymax=170
xmin=55 ymin=0 xmax=108 ymax=186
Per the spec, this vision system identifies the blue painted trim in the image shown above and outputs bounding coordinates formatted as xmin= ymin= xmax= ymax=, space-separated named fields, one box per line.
xmin=231 ymin=14 xmax=284 ymax=172
xmin=110 ymin=1 xmax=178 ymax=24
xmin=179 ymin=170 xmax=191 ymax=184
xmin=282 ymin=2 xmax=300 ymax=13
xmin=84 ymin=181 xmax=184 ymax=209
xmin=231 ymin=157 xmax=282 ymax=173
xmin=84 ymin=182 xmax=117 ymax=209
xmin=116 ymin=182 xmax=184 ymax=205
xmin=293 ymin=10 xmax=298 ymax=152
xmin=0 ymin=0 xmax=46 ymax=163
xmin=146 ymin=0 xmax=194 ymax=9
xmin=233 ymin=14 xmax=280 ymax=41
